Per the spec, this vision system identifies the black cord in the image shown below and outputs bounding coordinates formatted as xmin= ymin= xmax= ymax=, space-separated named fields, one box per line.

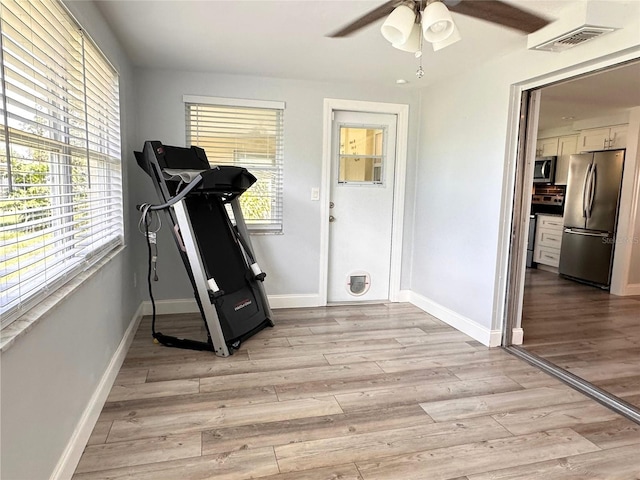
xmin=144 ymin=210 xmax=158 ymax=339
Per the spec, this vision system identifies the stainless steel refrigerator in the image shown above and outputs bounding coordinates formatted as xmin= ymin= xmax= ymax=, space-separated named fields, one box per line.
xmin=559 ymin=150 xmax=625 ymax=288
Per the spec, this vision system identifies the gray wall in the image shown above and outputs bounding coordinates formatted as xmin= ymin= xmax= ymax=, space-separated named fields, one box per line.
xmin=133 ymin=69 xmax=421 ymax=300
xmin=0 ymin=2 xmax=141 ymax=479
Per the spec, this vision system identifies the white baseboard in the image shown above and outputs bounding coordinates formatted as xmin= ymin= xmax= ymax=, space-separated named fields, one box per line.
xmin=142 ymin=294 xmax=322 ymax=315
xmin=407 ymin=291 xmax=502 ymax=347
xmin=511 ymin=327 xmax=524 ymax=345
xmin=488 ymin=330 xmax=503 ymax=347
xmin=397 ymin=289 xmax=412 ymax=303
xmin=142 ymin=298 xmax=199 ymax=315
xmin=141 ymin=292 xmax=509 ymax=347
xmin=50 ymin=302 xmax=144 ymax=480
xmin=624 ymin=283 xmax=640 ymax=296
xmin=268 ymin=294 xmax=322 ymax=309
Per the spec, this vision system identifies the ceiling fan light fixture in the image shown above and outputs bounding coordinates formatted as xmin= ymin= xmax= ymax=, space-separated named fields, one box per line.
xmin=381 ymin=4 xmax=416 ymax=45
xmin=392 ymin=22 xmax=421 ymax=53
xmin=431 ymin=23 xmax=461 ymax=51
xmin=422 ymin=1 xmax=455 ymax=43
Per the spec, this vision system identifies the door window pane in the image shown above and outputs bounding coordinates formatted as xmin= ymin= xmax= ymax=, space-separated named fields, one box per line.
xmin=338 ymin=126 xmax=384 ymax=184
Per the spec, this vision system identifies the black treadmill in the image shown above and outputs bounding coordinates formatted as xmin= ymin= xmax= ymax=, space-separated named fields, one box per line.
xmin=135 ymin=140 xmax=273 ymax=356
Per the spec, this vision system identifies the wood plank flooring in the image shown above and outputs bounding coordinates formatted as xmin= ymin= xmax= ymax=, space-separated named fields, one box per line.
xmin=73 ymin=303 xmax=640 ymax=479
xmin=522 ymin=268 xmax=640 ymax=409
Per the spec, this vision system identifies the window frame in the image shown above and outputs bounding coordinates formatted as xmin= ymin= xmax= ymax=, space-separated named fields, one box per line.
xmin=0 ymin=0 xmax=123 ymax=330
xmin=183 ymin=94 xmax=285 ymax=234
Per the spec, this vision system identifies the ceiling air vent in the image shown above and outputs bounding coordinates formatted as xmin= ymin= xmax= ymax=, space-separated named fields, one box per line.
xmin=533 ymin=26 xmax=615 ymax=52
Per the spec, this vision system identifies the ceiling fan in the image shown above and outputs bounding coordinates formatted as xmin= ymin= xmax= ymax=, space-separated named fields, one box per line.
xmin=328 ymin=0 xmax=550 ymax=39
xmin=329 ymin=0 xmax=550 ymax=78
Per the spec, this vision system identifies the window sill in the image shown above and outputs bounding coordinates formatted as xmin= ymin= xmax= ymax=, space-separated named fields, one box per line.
xmin=0 ymin=245 xmax=126 ymax=353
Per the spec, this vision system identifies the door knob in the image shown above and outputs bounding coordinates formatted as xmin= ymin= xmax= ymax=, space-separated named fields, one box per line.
xmin=329 ymin=202 xmax=335 ymax=208
xmin=329 ymin=215 xmax=336 ymax=223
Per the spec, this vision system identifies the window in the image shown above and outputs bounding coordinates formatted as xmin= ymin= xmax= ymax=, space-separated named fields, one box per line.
xmin=338 ymin=126 xmax=385 ymax=184
xmin=184 ymin=95 xmax=284 ymax=233
xmin=0 ymin=0 xmax=123 ymax=328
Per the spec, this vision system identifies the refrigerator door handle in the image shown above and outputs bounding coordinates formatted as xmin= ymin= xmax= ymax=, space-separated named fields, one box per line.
xmin=581 ymin=163 xmax=592 ymax=218
xmin=588 ymin=163 xmax=597 ymax=218
xmin=564 ymin=228 xmax=609 ymax=238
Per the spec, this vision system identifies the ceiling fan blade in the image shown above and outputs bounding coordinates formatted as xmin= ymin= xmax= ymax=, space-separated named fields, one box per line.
xmin=327 ymin=0 xmax=399 ymax=37
xmin=444 ymin=0 xmax=550 ymax=34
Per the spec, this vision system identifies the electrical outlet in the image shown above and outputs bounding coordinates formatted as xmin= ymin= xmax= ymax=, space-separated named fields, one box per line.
xmin=311 ymin=187 xmax=320 ymax=201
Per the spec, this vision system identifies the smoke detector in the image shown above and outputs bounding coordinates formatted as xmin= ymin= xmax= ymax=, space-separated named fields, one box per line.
xmin=532 ymin=26 xmax=615 ymax=52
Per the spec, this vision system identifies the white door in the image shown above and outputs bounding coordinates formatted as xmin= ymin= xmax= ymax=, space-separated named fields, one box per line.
xmin=327 ymin=111 xmax=397 ymax=303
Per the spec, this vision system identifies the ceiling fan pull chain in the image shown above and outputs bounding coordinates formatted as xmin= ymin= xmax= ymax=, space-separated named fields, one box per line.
xmin=416 ymin=24 xmax=425 ymax=79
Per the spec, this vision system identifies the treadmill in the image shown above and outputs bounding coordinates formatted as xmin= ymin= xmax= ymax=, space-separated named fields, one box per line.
xmin=135 ymin=140 xmax=273 ymax=356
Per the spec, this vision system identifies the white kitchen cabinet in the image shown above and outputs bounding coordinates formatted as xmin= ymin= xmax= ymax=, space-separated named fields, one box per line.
xmin=578 ymin=127 xmax=609 ymax=151
xmin=578 ymin=125 xmax=627 ymax=152
xmin=554 ymin=134 xmax=579 ymax=185
xmin=538 ymin=215 xmax=564 ymax=230
xmin=535 ymin=134 xmax=578 ymax=158
xmin=535 ymin=137 xmax=559 ymax=156
xmin=558 ymin=134 xmax=579 ymax=155
xmin=534 ymin=214 xmax=564 ymax=268
xmin=608 ymin=124 xmax=628 ymax=149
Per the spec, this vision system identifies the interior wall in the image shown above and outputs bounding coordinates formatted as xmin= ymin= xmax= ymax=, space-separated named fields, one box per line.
xmin=411 ymin=12 xmax=640 ymax=334
xmin=633 ymin=206 xmax=640 ymax=285
xmin=133 ymin=69 xmax=421 ymax=301
xmin=627 ymin=107 xmax=640 ymax=285
xmin=0 ymin=2 xmax=140 ymax=479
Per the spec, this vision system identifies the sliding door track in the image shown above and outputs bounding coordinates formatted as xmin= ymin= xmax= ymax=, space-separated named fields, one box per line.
xmin=504 ymin=345 xmax=640 ymax=425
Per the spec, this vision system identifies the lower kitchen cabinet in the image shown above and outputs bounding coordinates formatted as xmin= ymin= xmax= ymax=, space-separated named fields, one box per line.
xmin=534 ymin=214 xmax=564 ymax=268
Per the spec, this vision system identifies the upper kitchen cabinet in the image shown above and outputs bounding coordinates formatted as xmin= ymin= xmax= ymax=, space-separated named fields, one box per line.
xmin=558 ymin=134 xmax=579 ymax=155
xmin=535 ymin=137 xmax=559 ymax=156
xmin=608 ymin=125 xmax=628 ymax=149
xmin=535 ymin=134 xmax=579 ymax=159
xmin=554 ymin=134 xmax=579 ymax=185
xmin=578 ymin=124 xmax=627 ymax=152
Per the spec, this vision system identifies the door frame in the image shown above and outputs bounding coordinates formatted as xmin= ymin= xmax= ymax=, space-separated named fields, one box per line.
xmin=497 ymin=53 xmax=640 ymax=345
xmin=501 ymin=88 xmax=540 ymax=346
xmin=319 ymin=99 xmax=409 ymax=305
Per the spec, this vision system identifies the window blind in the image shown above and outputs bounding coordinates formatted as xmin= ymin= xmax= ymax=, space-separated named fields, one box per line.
xmin=185 ymin=97 xmax=284 ymax=233
xmin=0 ymin=0 xmax=123 ymax=328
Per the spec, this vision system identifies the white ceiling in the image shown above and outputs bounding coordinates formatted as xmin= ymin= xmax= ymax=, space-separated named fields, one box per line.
xmin=538 ymin=60 xmax=640 ymax=131
xmin=92 ymin=0 xmax=640 ymax=127
xmin=93 ymin=0 xmax=569 ymax=87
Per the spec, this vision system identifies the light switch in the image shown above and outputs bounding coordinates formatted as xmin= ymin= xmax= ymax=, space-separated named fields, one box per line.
xmin=311 ymin=187 xmax=320 ymax=201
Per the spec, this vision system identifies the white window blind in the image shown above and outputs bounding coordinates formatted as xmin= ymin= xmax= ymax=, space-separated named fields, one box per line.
xmin=0 ymin=0 xmax=123 ymax=328
xmin=184 ymin=96 xmax=284 ymax=233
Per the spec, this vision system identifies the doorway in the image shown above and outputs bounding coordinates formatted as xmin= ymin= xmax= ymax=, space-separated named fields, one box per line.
xmin=502 ymin=60 xmax=640 ymax=423
xmin=320 ymin=99 xmax=409 ymax=305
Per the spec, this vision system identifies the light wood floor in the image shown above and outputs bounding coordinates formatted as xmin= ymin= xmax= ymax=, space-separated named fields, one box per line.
xmin=74 ymin=303 xmax=640 ymax=479
xmin=522 ymin=268 xmax=640 ymax=409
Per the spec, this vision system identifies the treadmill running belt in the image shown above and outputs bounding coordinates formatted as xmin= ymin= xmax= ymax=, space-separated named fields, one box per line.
xmin=185 ymin=196 xmax=246 ymax=293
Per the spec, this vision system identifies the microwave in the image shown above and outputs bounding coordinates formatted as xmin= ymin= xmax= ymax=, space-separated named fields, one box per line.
xmin=533 ymin=156 xmax=556 ymax=184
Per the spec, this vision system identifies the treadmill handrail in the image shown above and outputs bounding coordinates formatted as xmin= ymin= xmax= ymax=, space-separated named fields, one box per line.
xmin=138 ymin=174 xmax=204 ymax=212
